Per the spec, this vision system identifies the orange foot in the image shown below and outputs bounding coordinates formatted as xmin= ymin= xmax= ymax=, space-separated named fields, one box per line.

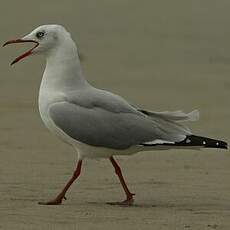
xmin=38 ymin=196 xmax=66 ymax=205
xmin=107 ymin=196 xmax=134 ymax=206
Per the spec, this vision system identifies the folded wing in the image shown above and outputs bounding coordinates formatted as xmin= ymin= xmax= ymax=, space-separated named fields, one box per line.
xmin=49 ymin=92 xmax=194 ymax=150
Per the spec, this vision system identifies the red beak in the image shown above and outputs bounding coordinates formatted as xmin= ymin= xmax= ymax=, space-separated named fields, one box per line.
xmin=3 ymin=39 xmax=39 ymax=65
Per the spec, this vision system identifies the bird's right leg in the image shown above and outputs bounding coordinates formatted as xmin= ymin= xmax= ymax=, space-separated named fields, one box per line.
xmin=38 ymin=160 xmax=82 ymax=205
xmin=108 ymin=156 xmax=135 ymax=206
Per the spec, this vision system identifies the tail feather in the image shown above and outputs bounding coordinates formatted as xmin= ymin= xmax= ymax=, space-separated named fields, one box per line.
xmin=141 ymin=135 xmax=228 ymax=149
xmin=139 ymin=109 xmax=199 ymax=122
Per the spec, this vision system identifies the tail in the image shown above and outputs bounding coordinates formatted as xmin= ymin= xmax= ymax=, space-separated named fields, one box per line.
xmin=141 ymin=135 xmax=228 ymax=149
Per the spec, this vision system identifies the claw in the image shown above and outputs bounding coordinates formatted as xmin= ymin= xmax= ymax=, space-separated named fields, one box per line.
xmin=38 ymin=196 xmax=64 ymax=205
xmin=107 ymin=197 xmax=134 ymax=206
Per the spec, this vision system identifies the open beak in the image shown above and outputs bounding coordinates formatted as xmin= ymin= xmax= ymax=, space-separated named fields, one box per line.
xmin=3 ymin=39 xmax=39 ymax=65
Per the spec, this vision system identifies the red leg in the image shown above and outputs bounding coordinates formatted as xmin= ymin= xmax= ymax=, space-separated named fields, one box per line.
xmin=38 ymin=160 xmax=82 ymax=205
xmin=108 ymin=156 xmax=135 ymax=206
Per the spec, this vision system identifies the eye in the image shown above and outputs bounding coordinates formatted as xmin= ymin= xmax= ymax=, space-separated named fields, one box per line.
xmin=36 ymin=31 xmax=45 ymax=39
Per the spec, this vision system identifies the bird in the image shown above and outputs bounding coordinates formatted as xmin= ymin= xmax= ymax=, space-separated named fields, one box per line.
xmin=3 ymin=24 xmax=228 ymax=206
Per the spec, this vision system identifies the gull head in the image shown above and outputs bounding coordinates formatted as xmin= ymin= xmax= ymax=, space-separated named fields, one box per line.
xmin=3 ymin=25 xmax=71 ymax=65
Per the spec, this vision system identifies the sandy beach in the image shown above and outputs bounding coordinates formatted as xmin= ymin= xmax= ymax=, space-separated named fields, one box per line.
xmin=0 ymin=1 xmax=229 ymax=229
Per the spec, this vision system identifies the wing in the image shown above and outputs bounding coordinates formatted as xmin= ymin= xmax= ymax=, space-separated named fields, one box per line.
xmin=138 ymin=109 xmax=199 ymax=122
xmin=49 ymin=101 xmax=163 ymax=150
xmin=49 ymin=89 xmax=192 ymax=150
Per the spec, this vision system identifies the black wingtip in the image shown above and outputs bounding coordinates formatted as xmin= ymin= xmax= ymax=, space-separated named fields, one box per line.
xmin=177 ymin=135 xmax=228 ymax=149
xmin=221 ymin=141 xmax=228 ymax=149
xmin=141 ymin=135 xmax=228 ymax=150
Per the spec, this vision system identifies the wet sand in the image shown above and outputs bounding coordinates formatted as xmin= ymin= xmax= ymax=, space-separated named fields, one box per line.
xmin=0 ymin=1 xmax=230 ymax=229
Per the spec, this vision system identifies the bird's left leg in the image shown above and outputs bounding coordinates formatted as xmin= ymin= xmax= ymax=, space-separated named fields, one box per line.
xmin=108 ymin=156 xmax=135 ymax=206
xmin=38 ymin=160 xmax=82 ymax=205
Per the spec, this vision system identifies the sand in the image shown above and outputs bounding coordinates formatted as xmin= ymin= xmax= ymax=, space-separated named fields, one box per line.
xmin=0 ymin=0 xmax=230 ymax=229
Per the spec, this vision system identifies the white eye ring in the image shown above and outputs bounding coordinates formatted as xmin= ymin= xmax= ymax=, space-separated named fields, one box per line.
xmin=36 ymin=31 xmax=45 ymax=39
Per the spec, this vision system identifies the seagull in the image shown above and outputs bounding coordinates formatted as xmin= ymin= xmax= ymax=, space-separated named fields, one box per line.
xmin=3 ymin=25 xmax=228 ymax=206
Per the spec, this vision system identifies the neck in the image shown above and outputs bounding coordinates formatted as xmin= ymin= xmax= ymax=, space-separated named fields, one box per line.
xmin=41 ymin=37 xmax=89 ymax=92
